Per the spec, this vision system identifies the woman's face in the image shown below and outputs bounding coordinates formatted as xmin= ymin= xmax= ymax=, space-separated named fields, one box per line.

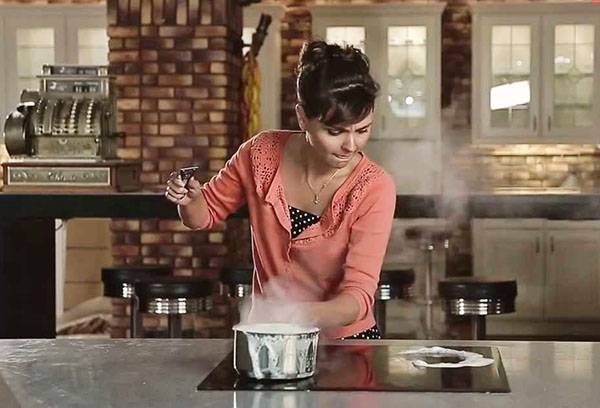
xmin=298 ymin=107 xmax=374 ymax=170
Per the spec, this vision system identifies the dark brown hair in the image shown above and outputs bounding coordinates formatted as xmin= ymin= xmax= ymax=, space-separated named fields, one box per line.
xmin=296 ymin=40 xmax=379 ymax=126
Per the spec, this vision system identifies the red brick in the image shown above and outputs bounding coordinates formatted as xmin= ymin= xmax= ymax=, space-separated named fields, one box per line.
xmin=193 ymin=124 xmax=228 ymax=134
xmin=109 ymin=51 xmax=140 ymax=63
xmin=158 ymin=38 xmax=175 ymax=49
xmin=141 ymin=87 xmax=175 ymax=98
xmin=159 ymin=63 xmax=177 ymax=74
xmin=124 ymin=136 xmax=141 ymax=147
xmin=115 ymin=75 xmax=140 ymax=86
xmin=192 ymin=49 xmax=227 ymax=62
xmin=142 ymin=124 xmax=158 ymax=135
xmin=174 ymin=87 xmax=209 ymax=98
xmin=107 ymin=26 xmax=139 ymax=37
xmin=142 ymin=63 xmax=159 ymax=74
xmin=123 ymin=112 xmax=141 ymax=122
xmin=193 ymin=63 xmax=210 ymax=73
xmin=193 ymin=99 xmax=227 ymax=110
xmin=195 ymin=25 xmax=227 ymax=37
xmin=141 ymin=50 xmax=158 ymax=61
xmin=209 ymin=87 xmax=226 ymax=98
xmin=112 ymin=245 xmax=141 ymax=256
xmin=159 ymin=25 xmax=194 ymax=37
xmin=142 ymin=75 xmax=158 ymax=85
xmin=124 ymin=38 xmax=140 ymax=49
xmin=157 ymin=50 xmax=192 ymax=62
xmin=194 ymin=74 xmax=228 ymax=86
xmin=140 ymin=99 xmax=158 ymax=110
xmin=142 ymin=112 xmax=159 ymax=123
xmin=121 ymin=87 xmax=140 ymax=97
xmin=117 ymin=147 xmax=141 ymax=159
xmin=158 ymin=74 xmax=193 ymax=86
xmin=108 ymin=38 xmax=123 ymax=50
xmin=159 ymin=124 xmax=192 ymax=135
xmin=144 ymin=136 xmax=175 ymax=147
xmin=160 ymin=112 xmax=177 ymax=122
xmin=175 ymin=112 xmax=191 ymax=123
xmin=141 ymin=26 xmax=158 ymax=37
xmin=142 ymin=147 xmax=159 ymax=159
xmin=192 ymin=112 xmax=209 ymax=122
xmin=141 ymin=232 xmax=173 ymax=244
xmin=162 ymin=147 xmax=194 ymax=159
xmin=176 ymin=136 xmax=209 ymax=147
xmin=208 ymin=111 xmax=224 ymax=122
xmin=117 ymin=99 xmax=140 ymax=111
xmin=158 ymin=99 xmax=192 ymax=111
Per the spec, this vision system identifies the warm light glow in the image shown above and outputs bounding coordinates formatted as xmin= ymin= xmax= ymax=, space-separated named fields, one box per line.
xmin=490 ymin=80 xmax=530 ymax=110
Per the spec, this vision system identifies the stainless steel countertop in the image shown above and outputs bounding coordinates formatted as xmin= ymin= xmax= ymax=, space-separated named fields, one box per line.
xmin=0 ymin=338 xmax=597 ymax=407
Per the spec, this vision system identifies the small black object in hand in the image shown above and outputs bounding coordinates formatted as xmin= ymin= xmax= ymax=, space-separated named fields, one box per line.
xmin=179 ymin=165 xmax=201 ymax=182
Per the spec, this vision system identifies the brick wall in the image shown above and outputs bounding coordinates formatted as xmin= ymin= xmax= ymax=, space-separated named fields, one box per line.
xmin=106 ymin=0 xmax=242 ymax=337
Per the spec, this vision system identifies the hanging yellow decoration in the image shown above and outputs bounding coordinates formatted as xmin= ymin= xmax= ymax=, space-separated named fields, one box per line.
xmin=241 ymin=51 xmax=261 ymax=141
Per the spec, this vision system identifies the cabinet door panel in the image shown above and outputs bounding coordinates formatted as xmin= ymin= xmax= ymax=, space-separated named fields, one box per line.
xmin=475 ymin=15 xmax=542 ymax=142
xmin=474 ymin=222 xmax=545 ymax=319
xmin=543 ymin=15 xmax=600 ymax=142
xmin=546 ymin=229 xmax=600 ymax=320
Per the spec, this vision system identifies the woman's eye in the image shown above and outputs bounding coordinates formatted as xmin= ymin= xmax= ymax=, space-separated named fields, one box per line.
xmin=358 ymin=128 xmax=369 ymax=134
xmin=327 ymin=129 xmax=342 ymax=136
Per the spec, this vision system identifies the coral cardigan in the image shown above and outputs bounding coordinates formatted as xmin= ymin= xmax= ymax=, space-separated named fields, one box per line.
xmin=198 ymin=130 xmax=396 ymax=338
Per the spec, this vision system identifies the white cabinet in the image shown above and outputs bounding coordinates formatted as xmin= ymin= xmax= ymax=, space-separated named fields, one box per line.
xmin=545 ymin=223 xmax=600 ymax=320
xmin=473 ymin=219 xmax=600 ymax=324
xmin=473 ymin=219 xmax=545 ymax=320
xmin=310 ymin=3 xmax=444 ymax=141
xmin=0 ymin=5 xmax=108 ymax=123
xmin=471 ymin=3 xmax=600 ymax=144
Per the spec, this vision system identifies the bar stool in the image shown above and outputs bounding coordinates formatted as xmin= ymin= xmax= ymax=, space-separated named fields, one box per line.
xmin=134 ymin=276 xmax=214 ymax=338
xmin=405 ymin=226 xmax=452 ymax=339
xmin=220 ymin=267 xmax=253 ymax=299
xmin=375 ymin=268 xmax=415 ymax=338
xmin=220 ymin=267 xmax=253 ymax=327
xmin=101 ymin=265 xmax=171 ymax=338
xmin=438 ymin=277 xmax=517 ymax=340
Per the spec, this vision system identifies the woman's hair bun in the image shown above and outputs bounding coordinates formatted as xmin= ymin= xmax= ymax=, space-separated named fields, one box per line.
xmin=298 ymin=40 xmax=369 ymax=75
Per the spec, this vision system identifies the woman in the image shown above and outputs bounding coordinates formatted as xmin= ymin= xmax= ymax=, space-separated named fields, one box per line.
xmin=165 ymin=40 xmax=396 ymax=340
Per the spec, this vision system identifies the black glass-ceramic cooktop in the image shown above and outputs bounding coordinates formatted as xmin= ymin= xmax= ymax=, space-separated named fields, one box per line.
xmin=197 ymin=345 xmax=510 ymax=393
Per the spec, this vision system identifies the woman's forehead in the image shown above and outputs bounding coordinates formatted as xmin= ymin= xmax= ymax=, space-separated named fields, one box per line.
xmin=317 ymin=111 xmax=374 ymax=129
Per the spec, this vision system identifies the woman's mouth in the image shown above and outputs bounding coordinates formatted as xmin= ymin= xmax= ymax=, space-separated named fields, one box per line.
xmin=334 ymin=153 xmax=353 ymax=161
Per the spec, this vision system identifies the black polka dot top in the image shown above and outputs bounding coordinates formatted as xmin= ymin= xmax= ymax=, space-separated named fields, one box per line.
xmin=289 ymin=206 xmax=320 ymax=238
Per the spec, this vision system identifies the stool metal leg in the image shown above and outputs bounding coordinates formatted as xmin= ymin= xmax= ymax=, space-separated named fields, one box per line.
xmin=130 ymin=296 xmax=143 ymax=338
xmin=168 ymin=314 xmax=182 ymax=338
xmin=374 ymin=300 xmax=387 ymax=338
xmin=471 ymin=315 xmax=486 ymax=340
xmin=423 ymin=241 xmax=435 ymax=339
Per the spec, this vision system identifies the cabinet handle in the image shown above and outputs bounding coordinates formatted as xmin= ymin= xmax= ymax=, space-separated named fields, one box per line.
xmin=550 ymin=236 xmax=554 ymax=253
xmin=548 ymin=116 xmax=552 ymax=132
xmin=533 ymin=116 xmax=537 ymax=131
xmin=535 ymin=237 xmax=540 ymax=253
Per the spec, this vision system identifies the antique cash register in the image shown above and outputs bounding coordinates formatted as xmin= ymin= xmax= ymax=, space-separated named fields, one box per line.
xmin=2 ymin=65 xmax=140 ymax=192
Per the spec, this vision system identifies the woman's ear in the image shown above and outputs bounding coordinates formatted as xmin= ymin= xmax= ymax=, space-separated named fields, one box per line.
xmin=295 ymin=104 xmax=308 ymax=131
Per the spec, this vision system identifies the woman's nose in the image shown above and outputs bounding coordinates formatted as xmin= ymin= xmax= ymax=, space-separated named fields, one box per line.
xmin=342 ymin=133 xmax=356 ymax=152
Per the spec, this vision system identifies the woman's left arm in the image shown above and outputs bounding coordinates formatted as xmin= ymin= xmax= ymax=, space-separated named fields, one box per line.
xmin=306 ymin=175 xmax=397 ymax=328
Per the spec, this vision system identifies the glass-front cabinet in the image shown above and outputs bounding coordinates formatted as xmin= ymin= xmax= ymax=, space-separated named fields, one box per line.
xmin=472 ymin=3 xmax=600 ymax=144
xmin=311 ymin=4 xmax=444 ymax=141
xmin=0 ymin=5 xmax=108 ymax=124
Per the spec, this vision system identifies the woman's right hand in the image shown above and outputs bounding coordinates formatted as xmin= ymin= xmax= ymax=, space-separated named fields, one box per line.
xmin=165 ymin=171 xmax=203 ymax=206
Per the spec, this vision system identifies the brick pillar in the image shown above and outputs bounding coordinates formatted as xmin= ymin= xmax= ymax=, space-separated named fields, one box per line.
xmin=107 ymin=0 xmax=242 ymax=337
xmin=280 ymin=1 xmax=311 ymax=130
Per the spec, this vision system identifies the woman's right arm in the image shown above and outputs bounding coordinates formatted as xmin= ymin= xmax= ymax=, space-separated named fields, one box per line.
xmin=165 ymin=140 xmax=251 ymax=230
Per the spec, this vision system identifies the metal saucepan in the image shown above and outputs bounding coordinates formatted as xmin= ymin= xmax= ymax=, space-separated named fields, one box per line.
xmin=233 ymin=323 xmax=320 ymax=380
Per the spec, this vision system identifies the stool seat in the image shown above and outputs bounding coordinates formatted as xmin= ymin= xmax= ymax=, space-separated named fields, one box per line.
xmin=438 ymin=276 xmax=517 ymax=299
xmin=220 ymin=267 xmax=253 ymax=285
xmin=220 ymin=267 xmax=253 ymax=298
xmin=438 ymin=277 xmax=518 ymax=340
xmin=102 ymin=265 xmax=171 ymax=298
xmin=376 ymin=269 xmax=415 ymax=301
xmin=134 ymin=276 xmax=213 ymax=300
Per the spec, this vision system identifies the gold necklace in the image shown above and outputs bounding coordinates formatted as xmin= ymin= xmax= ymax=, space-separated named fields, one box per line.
xmin=305 ymin=163 xmax=340 ymax=205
